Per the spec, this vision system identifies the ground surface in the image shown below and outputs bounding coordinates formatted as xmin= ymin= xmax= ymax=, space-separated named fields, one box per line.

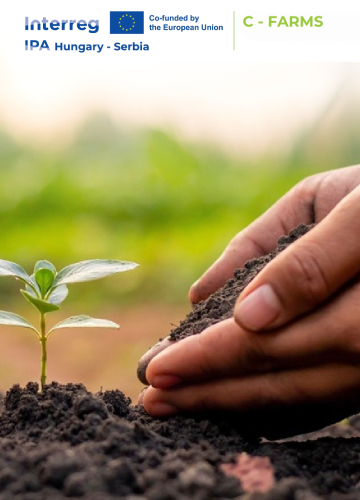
xmin=1 ymin=381 xmax=360 ymax=500
xmin=1 ymin=224 xmax=360 ymax=500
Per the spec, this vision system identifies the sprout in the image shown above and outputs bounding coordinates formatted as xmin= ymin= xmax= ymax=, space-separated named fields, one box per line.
xmin=0 ymin=258 xmax=138 ymax=390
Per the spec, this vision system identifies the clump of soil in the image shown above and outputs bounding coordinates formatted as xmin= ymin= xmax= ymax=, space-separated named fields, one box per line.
xmin=170 ymin=223 xmax=313 ymax=341
xmin=2 ymin=223 xmax=360 ymax=500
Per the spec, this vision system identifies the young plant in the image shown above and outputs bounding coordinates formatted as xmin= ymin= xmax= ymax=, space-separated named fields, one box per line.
xmin=0 ymin=258 xmax=138 ymax=390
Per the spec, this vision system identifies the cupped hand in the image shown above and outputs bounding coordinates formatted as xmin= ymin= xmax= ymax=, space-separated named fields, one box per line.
xmin=141 ymin=277 xmax=360 ymax=436
xmin=137 ymin=165 xmax=360 ymax=435
xmin=138 ymin=165 xmax=360 ymax=384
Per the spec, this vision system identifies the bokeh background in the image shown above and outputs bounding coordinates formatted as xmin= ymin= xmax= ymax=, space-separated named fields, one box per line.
xmin=0 ymin=62 xmax=360 ymax=400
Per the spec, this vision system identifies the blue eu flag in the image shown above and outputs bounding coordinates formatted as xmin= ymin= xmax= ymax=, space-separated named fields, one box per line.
xmin=110 ymin=11 xmax=144 ymax=34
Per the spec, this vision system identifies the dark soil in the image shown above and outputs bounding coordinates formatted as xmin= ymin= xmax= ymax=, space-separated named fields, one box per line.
xmin=169 ymin=223 xmax=313 ymax=342
xmin=1 ymin=381 xmax=360 ymax=500
xmin=2 ymin=224 xmax=360 ymax=500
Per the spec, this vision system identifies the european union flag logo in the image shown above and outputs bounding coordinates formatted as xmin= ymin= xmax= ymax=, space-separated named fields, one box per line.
xmin=110 ymin=11 xmax=144 ymax=34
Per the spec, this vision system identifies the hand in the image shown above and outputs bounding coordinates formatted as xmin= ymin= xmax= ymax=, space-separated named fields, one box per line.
xmin=190 ymin=165 xmax=360 ymax=304
xmin=141 ymin=275 xmax=360 ymax=437
xmin=138 ymin=165 xmax=360 ymax=385
xmin=137 ymin=165 xmax=360 ymax=435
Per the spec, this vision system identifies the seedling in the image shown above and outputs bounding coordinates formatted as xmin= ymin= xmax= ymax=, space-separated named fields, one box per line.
xmin=0 ymin=258 xmax=138 ymax=390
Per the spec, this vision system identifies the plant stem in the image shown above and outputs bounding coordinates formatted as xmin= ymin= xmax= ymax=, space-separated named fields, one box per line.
xmin=40 ymin=313 xmax=47 ymax=391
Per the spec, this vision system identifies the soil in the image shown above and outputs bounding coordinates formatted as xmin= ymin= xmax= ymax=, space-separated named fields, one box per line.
xmin=169 ymin=223 xmax=313 ymax=342
xmin=2 ymin=224 xmax=360 ymax=500
xmin=1 ymin=381 xmax=360 ymax=500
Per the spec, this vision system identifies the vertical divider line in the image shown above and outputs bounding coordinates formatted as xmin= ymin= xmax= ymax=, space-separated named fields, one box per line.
xmin=233 ymin=12 xmax=235 ymax=50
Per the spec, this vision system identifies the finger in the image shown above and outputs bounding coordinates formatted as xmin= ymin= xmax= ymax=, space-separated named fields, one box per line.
xmin=146 ymin=282 xmax=360 ymax=388
xmin=190 ymin=165 xmax=360 ymax=304
xmin=189 ymin=175 xmax=324 ymax=304
xmin=137 ymin=337 xmax=176 ymax=384
xmin=143 ymin=363 xmax=360 ymax=427
xmin=234 ymin=185 xmax=360 ymax=331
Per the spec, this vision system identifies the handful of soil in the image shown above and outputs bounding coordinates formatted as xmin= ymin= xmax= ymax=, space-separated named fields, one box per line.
xmin=138 ymin=223 xmax=360 ymax=437
xmin=170 ymin=224 xmax=312 ymax=342
xmin=138 ymin=223 xmax=312 ymax=384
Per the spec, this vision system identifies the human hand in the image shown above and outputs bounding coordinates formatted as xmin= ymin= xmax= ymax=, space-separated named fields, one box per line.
xmin=138 ymin=165 xmax=360 ymax=385
xmin=138 ymin=166 xmax=360 ymax=436
xmin=190 ymin=164 xmax=360 ymax=304
xmin=141 ymin=266 xmax=360 ymax=436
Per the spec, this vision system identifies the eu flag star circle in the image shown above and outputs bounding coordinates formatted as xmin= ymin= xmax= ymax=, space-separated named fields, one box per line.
xmin=118 ymin=13 xmax=136 ymax=31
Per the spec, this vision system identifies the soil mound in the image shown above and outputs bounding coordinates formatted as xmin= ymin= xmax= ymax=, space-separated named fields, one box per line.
xmin=0 ymin=381 xmax=360 ymax=499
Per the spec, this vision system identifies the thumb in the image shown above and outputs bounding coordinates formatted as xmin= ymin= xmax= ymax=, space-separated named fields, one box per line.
xmin=234 ymin=186 xmax=360 ymax=331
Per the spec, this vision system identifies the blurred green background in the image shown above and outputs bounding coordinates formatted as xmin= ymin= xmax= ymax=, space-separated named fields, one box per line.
xmin=0 ymin=89 xmax=359 ymax=399
xmin=2 ymin=107 xmax=359 ymax=307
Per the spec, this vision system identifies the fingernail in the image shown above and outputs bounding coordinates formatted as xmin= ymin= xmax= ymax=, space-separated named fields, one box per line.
xmin=137 ymin=387 xmax=147 ymax=405
xmin=235 ymin=284 xmax=280 ymax=330
xmin=137 ymin=337 xmax=175 ymax=385
xmin=191 ymin=279 xmax=199 ymax=290
xmin=149 ymin=402 xmax=178 ymax=417
xmin=189 ymin=280 xmax=200 ymax=303
xmin=151 ymin=374 xmax=182 ymax=389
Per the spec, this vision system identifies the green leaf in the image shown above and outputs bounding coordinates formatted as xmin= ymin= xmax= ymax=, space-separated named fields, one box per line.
xmin=35 ymin=269 xmax=55 ymax=297
xmin=34 ymin=261 xmax=56 ymax=297
xmin=34 ymin=261 xmax=56 ymax=275
xmin=0 ymin=259 xmax=34 ymax=289
xmin=21 ymin=290 xmax=60 ymax=314
xmin=53 ymin=259 xmax=138 ymax=287
xmin=0 ymin=311 xmax=39 ymax=335
xmin=49 ymin=315 xmax=119 ymax=334
xmin=47 ymin=285 xmax=68 ymax=305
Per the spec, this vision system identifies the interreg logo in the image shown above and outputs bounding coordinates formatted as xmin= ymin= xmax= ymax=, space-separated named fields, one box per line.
xmin=110 ymin=12 xmax=144 ymax=34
